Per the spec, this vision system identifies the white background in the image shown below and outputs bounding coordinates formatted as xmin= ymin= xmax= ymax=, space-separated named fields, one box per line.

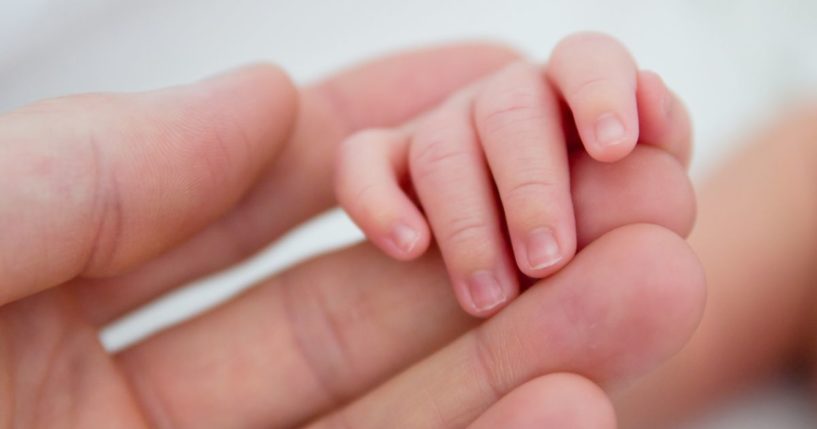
xmin=2 ymin=1 xmax=817 ymax=427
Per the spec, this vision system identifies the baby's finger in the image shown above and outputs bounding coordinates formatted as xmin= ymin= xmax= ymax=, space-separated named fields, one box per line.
xmin=547 ymin=32 xmax=639 ymax=162
xmin=474 ymin=62 xmax=575 ymax=277
xmin=409 ymin=102 xmax=518 ymax=317
xmin=336 ymin=128 xmax=430 ymax=260
xmin=636 ymin=70 xmax=693 ymax=167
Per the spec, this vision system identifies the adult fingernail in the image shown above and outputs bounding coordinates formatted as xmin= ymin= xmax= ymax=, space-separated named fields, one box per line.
xmin=390 ymin=222 xmax=419 ymax=254
xmin=465 ymin=271 xmax=507 ymax=313
xmin=594 ymin=113 xmax=626 ymax=147
xmin=525 ymin=227 xmax=563 ymax=270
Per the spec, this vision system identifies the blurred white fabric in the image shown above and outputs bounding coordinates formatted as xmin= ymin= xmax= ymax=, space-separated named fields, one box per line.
xmin=2 ymin=1 xmax=816 ymax=427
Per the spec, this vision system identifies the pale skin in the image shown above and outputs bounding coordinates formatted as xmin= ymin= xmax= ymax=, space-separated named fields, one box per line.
xmin=615 ymin=104 xmax=817 ymax=428
xmin=0 ymin=42 xmax=704 ymax=428
xmin=336 ymin=33 xmax=693 ymax=317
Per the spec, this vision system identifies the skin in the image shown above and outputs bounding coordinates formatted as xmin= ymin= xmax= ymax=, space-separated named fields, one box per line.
xmin=336 ymin=32 xmax=693 ymax=317
xmin=614 ymin=104 xmax=817 ymax=428
xmin=0 ymin=42 xmax=704 ymax=428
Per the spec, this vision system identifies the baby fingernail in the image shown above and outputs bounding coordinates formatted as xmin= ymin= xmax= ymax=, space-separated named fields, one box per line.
xmin=465 ymin=271 xmax=507 ymax=313
xmin=391 ymin=223 xmax=419 ymax=254
xmin=594 ymin=113 xmax=626 ymax=147
xmin=525 ymin=227 xmax=562 ymax=270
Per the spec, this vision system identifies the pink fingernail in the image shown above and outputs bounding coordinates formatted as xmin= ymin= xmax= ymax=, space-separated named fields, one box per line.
xmin=525 ymin=227 xmax=563 ymax=270
xmin=594 ymin=113 xmax=626 ymax=147
xmin=390 ymin=223 xmax=419 ymax=254
xmin=465 ymin=271 xmax=507 ymax=313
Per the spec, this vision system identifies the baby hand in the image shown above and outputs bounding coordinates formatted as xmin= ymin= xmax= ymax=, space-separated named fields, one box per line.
xmin=335 ymin=33 xmax=691 ymax=317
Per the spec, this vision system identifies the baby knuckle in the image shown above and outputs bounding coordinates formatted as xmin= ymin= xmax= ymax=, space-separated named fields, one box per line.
xmin=477 ymin=87 xmax=545 ymax=137
xmin=339 ymin=128 xmax=389 ymax=154
xmin=411 ymin=139 xmax=470 ymax=180
xmin=565 ymin=76 xmax=610 ymax=103
xmin=410 ymin=121 xmax=474 ymax=180
xmin=347 ymin=181 xmax=389 ymax=216
xmin=443 ymin=216 xmax=490 ymax=247
xmin=505 ymin=177 xmax=559 ymax=204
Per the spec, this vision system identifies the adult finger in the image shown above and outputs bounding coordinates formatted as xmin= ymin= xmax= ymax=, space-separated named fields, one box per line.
xmin=572 ymin=145 xmax=695 ymax=247
xmin=0 ymin=64 xmax=297 ymax=305
xmin=114 ymin=146 xmax=697 ymax=428
xmin=469 ymin=374 xmax=615 ymax=429
xmin=307 ymin=224 xmax=705 ymax=429
xmin=69 ymin=43 xmax=522 ymax=325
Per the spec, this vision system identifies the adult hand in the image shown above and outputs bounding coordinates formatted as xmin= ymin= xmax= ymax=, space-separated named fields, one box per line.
xmin=0 ymin=43 xmax=704 ymax=428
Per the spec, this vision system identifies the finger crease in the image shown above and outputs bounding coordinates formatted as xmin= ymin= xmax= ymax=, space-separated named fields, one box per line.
xmin=565 ymin=77 xmax=611 ymax=102
xmin=505 ymin=178 xmax=559 ymax=202
xmin=471 ymin=328 xmax=505 ymax=405
xmin=444 ymin=217 xmax=490 ymax=246
xmin=82 ymin=132 xmax=124 ymax=275
xmin=280 ymin=272 xmax=354 ymax=408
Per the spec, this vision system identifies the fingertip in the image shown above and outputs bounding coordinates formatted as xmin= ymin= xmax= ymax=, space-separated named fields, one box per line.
xmin=584 ymin=126 xmax=635 ymax=163
xmin=341 ymin=191 xmax=430 ymax=262
xmin=515 ymin=226 xmax=576 ymax=279
xmin=196 ymin=62 xmax=299 ymax=147
xmin=458 ymin=268 xmax=518 ymax=318
xmin=378 ymin=219 xmax=431 ymax=261
xmin=341 ymin=192 xmax=430 ymax=261
xmin=344 ymin=207 xmax=431 ymax=262
xmin=547 ymin=32 xmax=640 ymax=162
xmin=334 ymin=128 xmax=430 ymax=261
xmin=450 ymin=258 xmax=520 ymax=318
xmin=582 ymin=104 xmax=640 ymax=163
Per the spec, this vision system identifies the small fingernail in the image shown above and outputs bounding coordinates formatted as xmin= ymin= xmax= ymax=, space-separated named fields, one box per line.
xmin=465 ymin=271 xmax=507 ymax=313
xmin=525 ymin=227 xmax=563 ymax=270
xmin=390 ymin=223 xmax=419 ymax=254
xmin=594 ymin=113 xmax=626 ymax=147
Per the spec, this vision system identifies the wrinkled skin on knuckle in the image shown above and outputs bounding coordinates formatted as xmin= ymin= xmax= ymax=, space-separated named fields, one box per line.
xmin=477 ymin=76 xmax=548 ymax=139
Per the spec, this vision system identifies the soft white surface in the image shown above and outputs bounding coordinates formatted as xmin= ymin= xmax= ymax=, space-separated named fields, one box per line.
xmin=2 ymin=1 xmax=817 ymax=427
